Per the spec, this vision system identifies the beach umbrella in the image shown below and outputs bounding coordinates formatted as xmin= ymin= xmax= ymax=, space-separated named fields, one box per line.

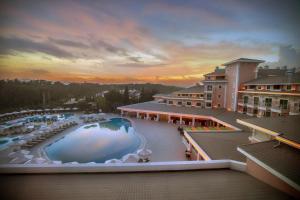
xmin=122 ymin=153 xmax=140 ymax=163
xmin=86 ymin=162 xmax=97 ymax=165
xmin=9 ymin=156 xmax=29 ymax=164
xmin=137 ymin=148 xmax=152 ymax=160
xmin=105 ymin=159 xmax=122 ymax=164
xmin=28 ymin=157 xmax=47 ymax=164
xmin=8 ymin=149 xmax=30 ymax=158
xmin=50 ymin=160 xmax=62 ymax=164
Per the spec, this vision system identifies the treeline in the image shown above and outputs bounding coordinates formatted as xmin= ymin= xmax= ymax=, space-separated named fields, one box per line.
xmin=0 ymin=79 xmax=181 ymax=113
xmin=94 ymin=87 xmax=154 ymax=113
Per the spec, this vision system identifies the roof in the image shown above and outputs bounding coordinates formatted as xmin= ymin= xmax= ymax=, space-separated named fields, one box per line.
xmin=238 ymin=140 xmax=300 ymax=190
xmin=204 ymin=68 xmax=226 ymax=77
xmin=118 ymin=101 xmax=252 ymax=129
xmin=257 ymin=68 xmax=287 ymax=78
xmin=189 ymin=132 xmax=251 ymax=162
xmin=174 ymin=85 xmax=204 ymax=94
xmin=237 ymin=115 xmax=300 ymax=144
xmin=223 ymin=58 xmax=265 ymax=66
xmin=243 ymin=74 xmax=300 ymax=85
xmin=0 ymin=169 xmax=291 ymax=200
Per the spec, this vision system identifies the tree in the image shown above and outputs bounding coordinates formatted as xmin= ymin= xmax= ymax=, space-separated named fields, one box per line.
xmin=140 ymin=87 xmax=146 ymax=102
xmin=123 ymin=86 xmax=130 ymax=105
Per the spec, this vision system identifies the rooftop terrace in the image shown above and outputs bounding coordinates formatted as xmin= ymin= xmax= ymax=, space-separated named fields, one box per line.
xmin=189 ymin=131 xmax=251 ymax=162
xmin=238 ymin=140 xmax=300 ymax=191
xmin=237 ymin=115 xmax=300 ymax=144
xmin=0 ymin=169 xmax=291 ymax=200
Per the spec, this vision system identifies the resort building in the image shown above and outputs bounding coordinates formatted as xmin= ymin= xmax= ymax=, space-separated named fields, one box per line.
xmin=153 ymin=84 xmax=204 ymax=108
xmin=237 ymin=70 xmax=300 ymax=117
xmin=203 ymin=67 xmax=227 ymax=109
xmin=127 ymin=58 xmax=300 ymax=119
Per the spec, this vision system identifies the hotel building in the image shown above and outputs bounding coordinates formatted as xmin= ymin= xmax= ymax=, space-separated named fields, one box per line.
xmin=138 ymin=58 xmax=300 ymax=118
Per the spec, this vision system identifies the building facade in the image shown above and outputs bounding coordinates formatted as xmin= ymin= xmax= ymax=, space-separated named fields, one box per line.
xmin=153 ymin=84 xmax=205 ymax=108
xmin=152 ymin=58 xmax=300 ymax=118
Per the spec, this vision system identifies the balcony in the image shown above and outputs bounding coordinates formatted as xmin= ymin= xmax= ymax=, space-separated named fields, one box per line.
xmin=238 ymin=99 xmax=248 ymax=106
xmin=289 ymin=106 xmax=300 ymax=115
xmin=258 ymin=102 xmax=272 ymax=110
xmin=270 ymin=105 xmax=289 ymax=114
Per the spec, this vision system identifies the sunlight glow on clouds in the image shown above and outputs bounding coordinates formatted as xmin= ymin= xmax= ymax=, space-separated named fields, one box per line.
xmin=0 ymin=0 xmax=299 ymax=86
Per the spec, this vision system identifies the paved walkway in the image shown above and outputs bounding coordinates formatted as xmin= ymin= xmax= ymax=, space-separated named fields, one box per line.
xmin=131 ymin=118 xmax=187 ymax=162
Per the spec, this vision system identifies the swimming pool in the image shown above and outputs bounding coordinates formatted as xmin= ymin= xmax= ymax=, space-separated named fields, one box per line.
xmin=44 ymin=118 xmax=141 ymax=163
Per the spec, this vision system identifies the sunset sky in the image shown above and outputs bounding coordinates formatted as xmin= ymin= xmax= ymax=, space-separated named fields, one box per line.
xmin=0 ymin=0 xmax=300 ymax=86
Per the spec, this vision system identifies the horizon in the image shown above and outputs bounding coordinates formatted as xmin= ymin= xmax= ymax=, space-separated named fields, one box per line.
xmin=0 ymin=0 xmax=300 ymax=86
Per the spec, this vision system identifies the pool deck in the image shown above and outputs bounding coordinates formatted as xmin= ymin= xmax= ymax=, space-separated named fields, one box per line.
xmin=130 ymin=118 xmax=187 ymax=162
xmin=13 ymin=114 xmax=187 ymax=163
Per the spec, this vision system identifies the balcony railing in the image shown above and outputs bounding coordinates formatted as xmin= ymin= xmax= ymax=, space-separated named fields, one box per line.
xmin=289 ymin=107 xmax=300 ymax=114
xmin=271 ymin=105 xmax=290 ymax=113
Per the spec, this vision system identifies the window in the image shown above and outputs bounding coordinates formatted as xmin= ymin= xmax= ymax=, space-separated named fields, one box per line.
xmin=177 ymin=101 xmax=182 ymax=105
xmin=206 ymin=102 xmax=212 ymax=107
xmin=254 ymin=97 xmax=259 ymax=106
xmin=196 ymin=94 xmax=200 ymax=98
xmin=265 ymin=98 xmax=272 ymax=107
xmin=243 ymin=96 xmax=249 ymax=104
xmin=265 ymin=110 xmax=271 ymax=117
xmin=218 ymin=95 xmax=221 ymax=99
xmin=218 ymin=85 xmax=222 ymax=89
xmin=249 ymin=85 xmax=256 ymax=89
xmin=257 ymin=86 xmax=262 ymax=90
xmin=186 ymin=102 xmax=191 ymax=106
xmin=273 ymin=85 xmax=281 ymax=90
xmin=286 ymin=85 xmax=291 ymax=91
xmin=279 ymin=99 xmax=288 ymax=109
xmin=168 ymin=101 xmax=173 ymax=105
xmin=177 ymin=94 xmax=181 ymax=96
xmin=206 ymin=93 xmax=212 ymax=100
xmin=162 ymin=99 xmax=167 ymax=103
xmin=218 ymin=104 xmax=221 ymax=107
xmin=253 ymin=108 xmax=258 ymax=115
xmin=207 ymin=85 xmax=212 ymax=91
xmin=266 ymin=85 xmax=270 ymax=90
xmin=196 ymin=102 xmax=201 ymax=107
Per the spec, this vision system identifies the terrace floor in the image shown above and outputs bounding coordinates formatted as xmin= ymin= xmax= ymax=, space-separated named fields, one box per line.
xmin=0 ymin=169 xmax=291 ymax=200
xmin=130 ymin=118 xmax=187 ymax=162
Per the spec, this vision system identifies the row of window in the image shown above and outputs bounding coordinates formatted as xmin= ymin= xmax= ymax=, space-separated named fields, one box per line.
xmin=246 ymin=85 xmax=292 ymax=91
xmin=205 ymin=85 xmax=222 ymax=91
xmin=177 ymin=93 xmax=203 ymax=98
xmin=242 ymin=96 xmax=289 ymax=109
xmin=168 ymin=101 xmax=202 ymax=107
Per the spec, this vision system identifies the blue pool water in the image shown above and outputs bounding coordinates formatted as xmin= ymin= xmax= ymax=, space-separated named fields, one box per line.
xmin=44 ymin=118 xmax=141 ymax=163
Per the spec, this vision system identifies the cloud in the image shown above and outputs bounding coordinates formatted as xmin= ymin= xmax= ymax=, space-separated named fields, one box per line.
xmin=0 ymin=36 xmax=74 ymax=58
xmin=29 ymin=68 xmax=50 ymax=75
xmin=90 ymin=39 xmax=129 ymax=56
xmin=278 ymin=46 xmax=300 ymax=68
xmin=48 ymin=37 xmax=89 ymax=48
xmin=263 ymin=45 xmax=300 ymax=68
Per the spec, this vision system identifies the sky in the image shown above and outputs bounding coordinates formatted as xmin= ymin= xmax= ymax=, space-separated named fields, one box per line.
xmin=0 ymin=0 xmax=300 ymax=86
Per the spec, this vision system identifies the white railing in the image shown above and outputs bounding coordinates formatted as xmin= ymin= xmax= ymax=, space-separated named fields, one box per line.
xmin=0 ymin=160 xmax=246 ymax=174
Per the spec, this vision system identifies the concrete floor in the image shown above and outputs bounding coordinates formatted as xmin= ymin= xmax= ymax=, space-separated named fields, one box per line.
xmin=130 ymin=118 xmax=187 ymax=162
xmin=0 ymin=169 xmax=291 ymax=200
